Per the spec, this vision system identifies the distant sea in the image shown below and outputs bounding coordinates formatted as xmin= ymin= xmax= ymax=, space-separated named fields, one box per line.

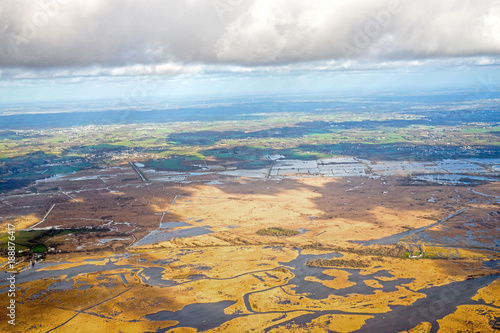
xmin=1 ymin=91 xmax=499 ymax=129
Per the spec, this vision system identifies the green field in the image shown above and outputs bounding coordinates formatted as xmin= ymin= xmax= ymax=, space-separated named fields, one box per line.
xmin=0 ymin=110 xmax=499 ymax=186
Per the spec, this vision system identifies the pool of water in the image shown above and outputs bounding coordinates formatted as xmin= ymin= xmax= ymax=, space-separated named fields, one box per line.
xmin=145 ymin=300 xmax=240 ymax=331
xmin=133 ymin=227 xmax=213 ymax=246
xmin=159 ymin=221 xmax=192 ymax=228
xmin=414 ymin=174 xmax=498 ymax=185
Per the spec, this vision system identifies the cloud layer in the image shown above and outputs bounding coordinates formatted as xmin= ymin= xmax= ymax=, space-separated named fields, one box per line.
xmin=0 ymin=0 xmax=499 ymax=73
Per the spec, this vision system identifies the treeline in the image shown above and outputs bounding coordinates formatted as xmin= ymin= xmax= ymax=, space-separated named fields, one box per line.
xmin=306 ymin=258 xmax=371 ymax=268
xmin=257 ymin=227 xmax=300 ymax=237
xmin=32 ymin=226 xmax=111 ymax=242
xmin=303 ymin=242 xmax=407 ymax=258
xmin=0 ymin=226 xmax=112 ymax=256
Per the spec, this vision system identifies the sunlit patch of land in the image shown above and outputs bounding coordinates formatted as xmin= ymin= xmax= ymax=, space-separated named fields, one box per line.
xmin=437 ymin=305 xmax=500 ymax=332
xmin=472 ymin=277 xmax=500 ymax=307
xmin=209 ymin=312 xmax=312 ymax=333
xmin=267 ymin=313 xmax=374 ymax=333
xmin=398 ymin=321 xmax=432 ymax=333
xmin=0 ymin=214 xmax=40 ymax=232
xmin=306 ymin=269 xmax=356 ymax=290
xmin=364 ymin=279 xmax=383 ymax=289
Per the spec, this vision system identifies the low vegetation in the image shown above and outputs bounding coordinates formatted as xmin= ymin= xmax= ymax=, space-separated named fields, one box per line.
xmin=306 ymin=258 xmax=371 ymax=268
xmin=303 ymin=243 xmax=407 ymax=258
xmin=256 ymin=227 xmax=300 ymax=237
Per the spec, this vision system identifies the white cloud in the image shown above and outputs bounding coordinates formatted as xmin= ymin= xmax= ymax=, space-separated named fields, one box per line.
xmin=0 ymin=0 xmax=499 ymax=77
xmin=215 ymin=0 xmax=500 ymax=63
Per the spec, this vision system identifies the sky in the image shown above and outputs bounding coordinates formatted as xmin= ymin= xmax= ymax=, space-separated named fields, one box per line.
xmin=0 ymin=0 xmax=499 ymax=104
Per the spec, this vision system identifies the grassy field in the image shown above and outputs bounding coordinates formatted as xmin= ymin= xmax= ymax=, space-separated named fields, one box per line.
xmin=0 ymin=228 xmax=107 ymax=254
xmin=145 ymin=156 xmax=202 ymax=171
xmin=0 ymin=230 xmax=47 ymax=252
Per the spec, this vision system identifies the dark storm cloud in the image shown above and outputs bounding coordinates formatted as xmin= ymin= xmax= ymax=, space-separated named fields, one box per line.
xmin=0 ymin=0 xmax=499 ymax=73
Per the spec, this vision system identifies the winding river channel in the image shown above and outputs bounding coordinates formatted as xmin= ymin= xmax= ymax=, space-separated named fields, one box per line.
xmin=1 ymin=251 xmax=499 ymax=332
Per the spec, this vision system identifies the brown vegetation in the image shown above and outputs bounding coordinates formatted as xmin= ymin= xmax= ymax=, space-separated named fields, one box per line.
xmin=306 ymin=258 xmax=371 ymax=268
xmin=257 ymin=227 xmax=300 ymax=237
